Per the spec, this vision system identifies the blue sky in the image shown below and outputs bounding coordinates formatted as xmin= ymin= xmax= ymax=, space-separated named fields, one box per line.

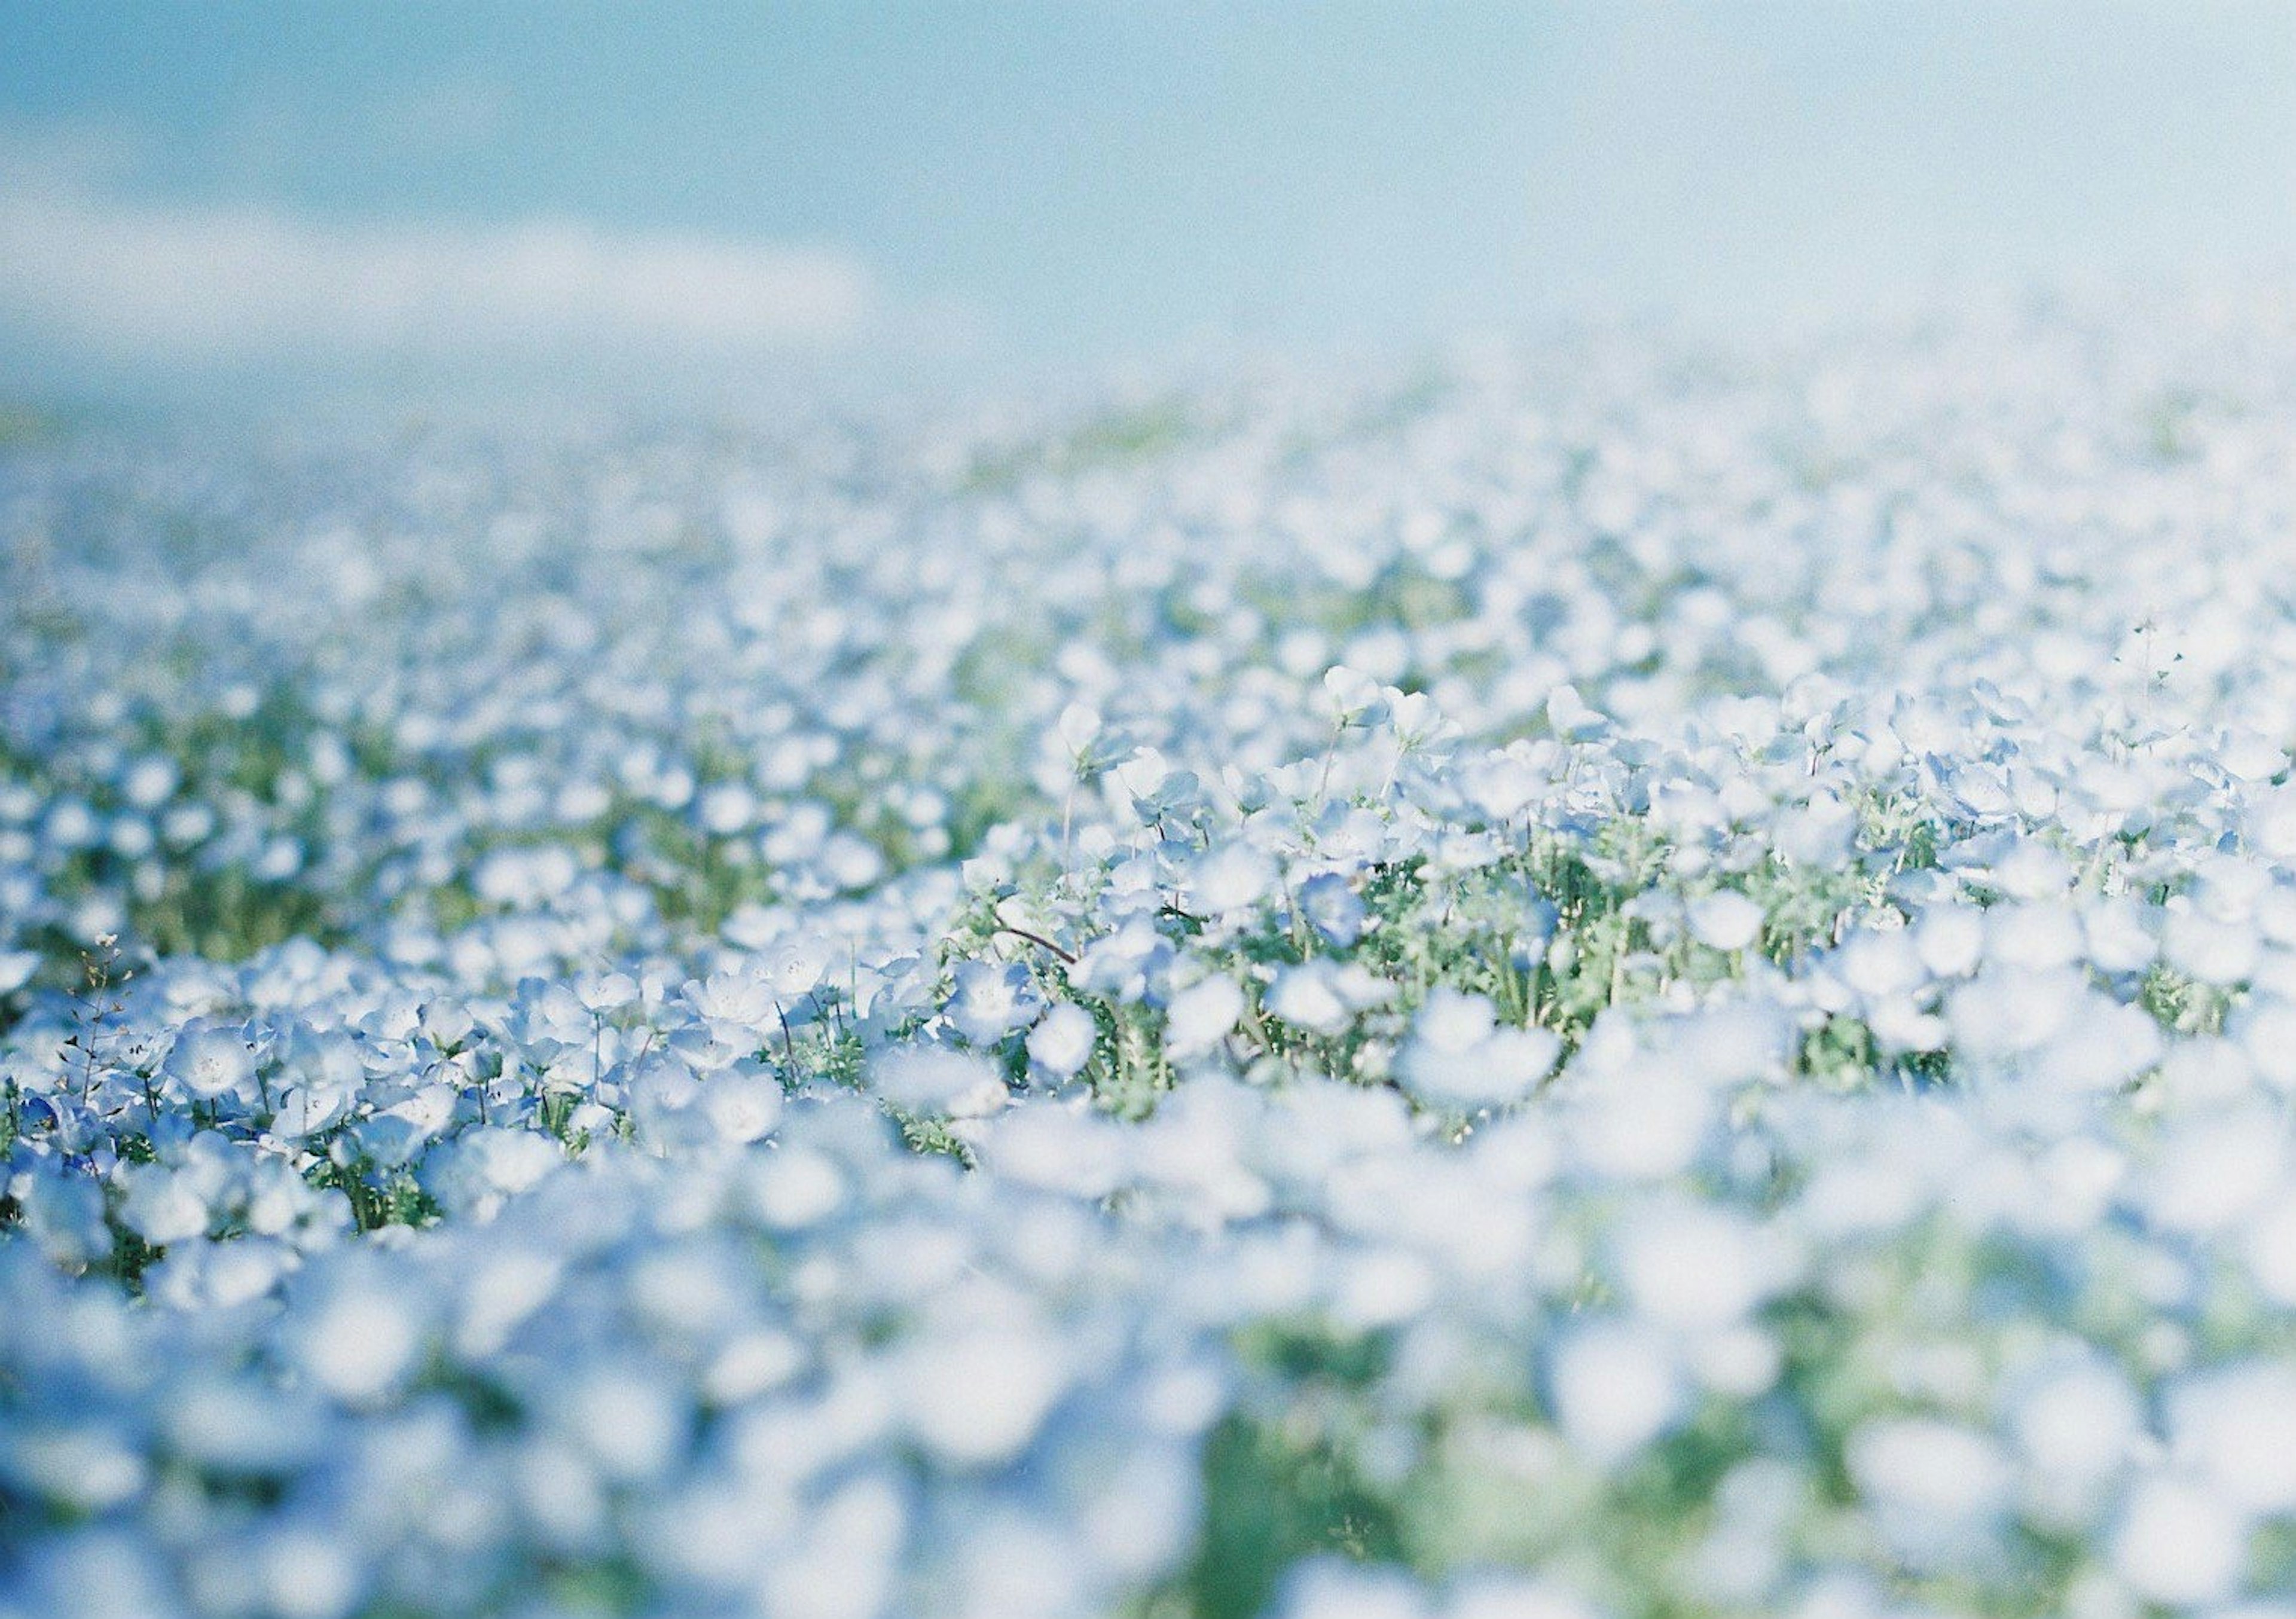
xmin=2 ymin=2 xmax=2291 ymax=405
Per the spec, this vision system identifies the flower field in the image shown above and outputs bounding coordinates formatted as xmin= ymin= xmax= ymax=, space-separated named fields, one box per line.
xmin=4 ymin=289 xmax=2296 ymax=1618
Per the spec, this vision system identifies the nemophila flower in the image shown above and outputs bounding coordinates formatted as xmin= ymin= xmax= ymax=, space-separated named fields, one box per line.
xmin=1446 ymin=1578 xmax=1604 ymax=1619
xmin=1544 ymin=683 xmax=1608 ymax=742
xmin=473 ymin=844 xmax=582 ymax=908
xmin=1073 ymin=915 xmax=1172 ymax=1002
xmin=2002 ymin=1352 xmax=2144 ymax=1527
xmin=2164 ymin=1360 xmax=2296 ymax=1516
xmin=700 ymin=1067 xmax=785 ymax=1144
xmin=163 ymin=1020 xmax=257 ymax=1102
xmin=1294 ymin=870 xmax=1366 ymax=946
xmin=514 ymin=975 xmax=602 ymax=1056
xmin=268 ymin=1060 xmax=364 ymax=1141
xmin=414 ymin=997 xmax=480 ymax=1057
xmin=678 ymin=966 xmax=783 ymax=1064
xmin=1108 ymin=747 xmax=1178 ymax=815
xmin=1611 ymin=1200 xmax=1784 ymax=1332
xmin=2112 ymin=1474 xmax=2249 ymax=1608
xmin=290 ymin=1264 xmax=428 ymax=1405
xmin=876 ymin=1044 xmax=1006 ymax=1118
xmin=1915 ymin=904 xmax=1986 ymax=977
xmin=558 ymin=1359 xmax=690 ymax=1483
xmin=146 ymin=1233 xmax=295 ymax=1311
xmin=16 ymin=1166 xmax=110 ymax=1270
xmin=974 ymin=1102 xmax=1133 ymax=1199
xmin=1163 ymin=975 xmax=1245 ymax=1061
xmin=1946 ymin=966 xmax=2087 ymax=1066
xmin=423 ymin=1127 xmax=563 ymax=1219
xmin=0 ymin=950 xmax=38 ymax=996
xmin=1025 ymin=1003 xmax=1098 ymax=1080
xmin=1386 ymin=690 xmax=1460 ymax=756
xmin=2229 ymin=992 xmax=2296 ymax=1093
xmin=946 ymin=960 xmax=1042 ymax=1045
xmin=761 ymin=932 xmax=836 ymax=1003
xmin=893 ymin=1318 xmax=1073 ymax=1467
xmin=1266 ymin=958 xmax=1389 ymax=1037
xmin=1547 ymin=1318 xmax=1686 ymax=1470
xmin=1686 ymin=889 xmax=1764 ymax=952
xmin=2143 ymin=1105 xmax=2288 ymax=1235
xmin=116 ymin=1160 xmax=213 ymax=1246
xmin=1395 ymin=989 xmax=1559 ymax=1110
xmin=352 ymin=1082 xmax=459 ymax=1169
xmin=1846 ymin=1418 xmax=2014 ymax=1568
xmin=1183 ymin=840 xmax=1276 ymax=919
xmin=2163 ymin=905 xmax=2260 ymax=986
xmin=248 ymin=1525 xmax=366 ymax=1619
xmin=1773 ymin=791 xmax=1858 ymax=867
xmin=1834 ymin=923 xmax=1925 ymax=1000
xmin=2246 ymin=783 xmax=2296 ymax=860
xmin=0 ymin=1428 xmax=152 ymax=1522
xmin=1567 ymin=1064 xmax=1715 ymax=1182
xmin=1057 ymin=701 xmax=1106 ymax=774
xmin=1321 ymin=665 xmax=1386 ymax=727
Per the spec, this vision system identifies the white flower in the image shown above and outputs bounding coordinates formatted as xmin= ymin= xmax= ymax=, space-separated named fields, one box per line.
xmin=269 ymin=1082 xmax=353 ymax=1141
xmin=1548 ymin=1319 xmax=1684 ymax=1468
xmin=1915 ymin=905 xmax=1986 ymax=977
xmin=2004 ymin=1355 xmax=2142 ymax=1522
xmin=1687 ymin=890 xmax=1765 ymax=952
xmin=2112 ymin=1474 xmax=2248 ymax=1607
xmin=1946 ymin=966 xmax=2086 ymax=1064
xmin=1773 ymin=792 xmax=1857 ymax=866
xmin=1026 ymin=1003 xmax=1098 ymax=1079
xmin=1165 ymin=976 xmax=1245 ymax=1059
xmin=1570 ymin=1065 xmax=1713 ymax=1181
xmin=1184 ymin=841 xmax=1277 ymax=918
xmin=1613 ymin=1203 xmax=1779 ymax=1331
xmin=561 ymin=1361 xmax=688 ymax=1483
xmin=1322 ymin=665 xmax=1385 ymax=725
xmin=1396 ymin=989 xmax=1559 ymax=1110
xmin=1296 ymin=872 xmax=1366 ymax=947
xmin=0 ymin=950 xmax=39 ymax=995
xmin=1267 ymin=960 xmax=1353 ymax=1036
xmin=117 ymin=1163 xmax=211 ymax=1247
xmin=255 ymin=1526 xmax=363 ymax=1619
xmin=2163 ymin=908 xmax=2258 ymax=986
xmin=418 ymin=998 xmax=477 ymax=1050
xmin=875 ymin=1045 xmax=1005 ymax=1117
xmin=163 ymin=1022 xmax=257 ymax=1102
xmin=1057 ymin=701 xmax=1104 ymax=765
xmin=1846 ymin=1419 xmax=2014 ymax=1565
xmin=894 ymin=1322 xmax=1072 ymax=1467
xmin=701 ymin=1070 xmax=785 ymax=1145
xmin=762 ymin=934 xmax=836 ymax=1001
xmin=1545 ymin=684 xmax=1608 ymax=741
xmin=18 ymin=1167 xmax=111 ymax=1270
xmin=2167 ymin=1361 xmax=2296 ymax=1516
xmin=1266 ymin=960 xmax=1388 ymax=1037
xmin=2147 ymin=1107 xmax=2288 ymax=1233
xmin=947 ymin=960 xmax=1042 ymax=1045
xmin=294 ymin=1270 xmax=425 ymax=1404
xmin=423 ymin=1127 xmax=562 ymax=1218
xmin=683 ymin=967 xmax=780 ymax=1045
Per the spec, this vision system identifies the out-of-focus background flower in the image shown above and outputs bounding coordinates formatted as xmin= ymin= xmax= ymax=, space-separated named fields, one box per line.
xmin=1 ymin=1 xmax=2290 ymax=419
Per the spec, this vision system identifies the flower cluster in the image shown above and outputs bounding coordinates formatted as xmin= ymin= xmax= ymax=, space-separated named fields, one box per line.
xmin=4 ymin=284 xmax=2296 ymax=1617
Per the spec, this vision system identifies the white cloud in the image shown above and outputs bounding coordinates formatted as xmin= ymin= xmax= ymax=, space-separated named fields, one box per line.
xmin=0 ymin=173 xmax=877 ymax=371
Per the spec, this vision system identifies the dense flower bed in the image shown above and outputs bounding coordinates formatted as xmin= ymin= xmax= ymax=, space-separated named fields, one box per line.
xmin=4 ymin=288 xmax=2295 ymax=1618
